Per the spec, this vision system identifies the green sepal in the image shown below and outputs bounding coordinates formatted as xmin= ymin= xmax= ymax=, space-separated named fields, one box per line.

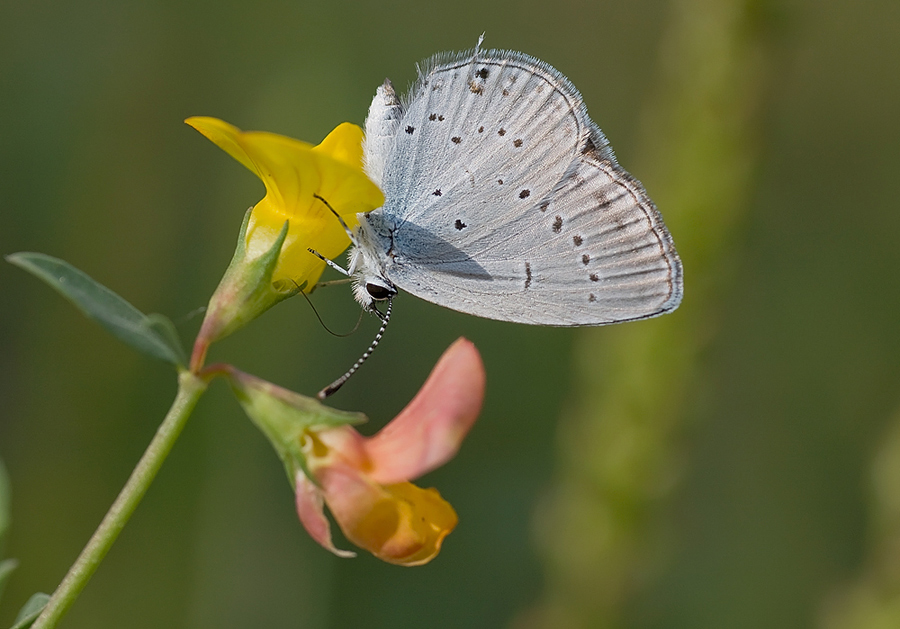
xmin=227 ymin=369 xmax=365 ymax=486
xmin=198 ymin=212 xmax=302 ymax=345
xmin=10 ymin=592 xmax=50 ymax=629
xmin=6 ymin=253 xmax=186 ymax=367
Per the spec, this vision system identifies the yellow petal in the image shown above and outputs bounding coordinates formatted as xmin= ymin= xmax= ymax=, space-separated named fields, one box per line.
xmin=187 ymin=117 xmax=385 ymax=287
xmin=185 ymin=116 xmax=263 ymax=175
xmin=375 ymin=482 xmax=459 ymax=566
xmin=311 ymin=123 xmax=384 ymax=226
xmin=318 ymin=463 xmax=458 ymax=566
xmin=188 ymin=117 xmax=321 ymax=212
xmin=313 ymin=122 xmax=366 ymax=170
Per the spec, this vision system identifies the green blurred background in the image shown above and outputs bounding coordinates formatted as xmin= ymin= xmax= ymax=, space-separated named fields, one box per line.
xmin=2 ymin=0 xmax=899 ymax=627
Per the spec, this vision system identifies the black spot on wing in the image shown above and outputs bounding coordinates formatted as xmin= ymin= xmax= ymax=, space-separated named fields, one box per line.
xmin=451 ymin=136 xmax=461 ymax=144
xmin=432 ymin=189 xmax=442 ymax=196
xmin=573 ymin=235 xmax=583 ymax=246
xmin=519 ymin=189 xmax=531 ymax=199
xmin=525 ymin=262 xmax=532 ymax=290
xmin=594 ymin=188 xmax=621 ymax=211
xmin=405 ymin=125 xmax=415 ymax=134
xmin=454 ymin=219 xmax=466 ymax=230
xmin=552 ymin=216 xmax=563 ymax=233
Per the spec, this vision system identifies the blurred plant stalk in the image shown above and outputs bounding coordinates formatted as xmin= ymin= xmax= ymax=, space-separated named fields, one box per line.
xmin=521 ymin=0 xmax=777 ymax=627
xmin=820 ymin=403 xmax=900 ymax=629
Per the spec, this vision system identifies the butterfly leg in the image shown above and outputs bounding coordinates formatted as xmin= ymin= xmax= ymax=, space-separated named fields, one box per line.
xmin=369 ymin=300 xmax=389 ymax=322
xmin=307 ymin=247 xmax=351 ymax=276
xmin=313 ymin=277 xmax=353 ymax=290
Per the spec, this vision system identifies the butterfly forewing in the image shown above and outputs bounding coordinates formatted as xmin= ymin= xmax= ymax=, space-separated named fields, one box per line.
xmin=379 ymin=51 xmax=588 ymax=230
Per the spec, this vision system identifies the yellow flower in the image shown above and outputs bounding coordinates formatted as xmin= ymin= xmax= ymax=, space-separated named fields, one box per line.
xmin=186 ymin=118 xmax=384 ymax=370
xmin=186 ymin=117 xmax=384 ymax=287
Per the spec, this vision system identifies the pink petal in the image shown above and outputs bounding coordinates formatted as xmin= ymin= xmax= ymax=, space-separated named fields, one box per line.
xmin=311 ymin=425 xmax=368 ymax=470
xmin=366 ymin=338 xmax=485 ymax=484
xmin=294 ymin=472 xmax=355 ymax=558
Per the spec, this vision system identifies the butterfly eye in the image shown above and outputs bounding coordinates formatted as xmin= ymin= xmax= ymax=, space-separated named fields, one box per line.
xmin=365 ymin=283 xmax=394 ymax=301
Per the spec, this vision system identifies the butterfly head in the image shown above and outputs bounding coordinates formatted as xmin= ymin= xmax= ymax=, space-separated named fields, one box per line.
xmin=348 ymin=240 xmax=397 ymax=312
xmin=352 ymin=272 xmax=397 ymax=313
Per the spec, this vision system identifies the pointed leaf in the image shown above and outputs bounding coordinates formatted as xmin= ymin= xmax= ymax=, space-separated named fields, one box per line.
xmin=6 ymin=253 xmax=185 ymax=366
xmin=11 ymin=593 xmax=50 ymax=629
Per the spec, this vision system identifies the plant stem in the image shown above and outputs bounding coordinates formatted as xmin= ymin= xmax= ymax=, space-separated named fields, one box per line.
xmin=31 ymin=370 xmax=207 ymax=629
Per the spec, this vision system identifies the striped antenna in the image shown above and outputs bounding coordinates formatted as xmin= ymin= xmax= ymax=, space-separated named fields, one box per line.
xmin=317 ymin=298 xmax=392 ymax=399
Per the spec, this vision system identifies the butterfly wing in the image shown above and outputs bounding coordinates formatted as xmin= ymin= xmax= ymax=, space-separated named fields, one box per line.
xmin=363 ymin=48 xmax=682 ymax=326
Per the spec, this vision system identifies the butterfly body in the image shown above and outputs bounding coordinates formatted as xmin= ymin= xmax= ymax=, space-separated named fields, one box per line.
xmin=348 ymin=47 xmax=683 ymax=326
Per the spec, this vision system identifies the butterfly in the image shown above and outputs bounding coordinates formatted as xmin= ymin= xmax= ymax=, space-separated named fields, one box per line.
xmin=315 ymin=44 xmax=682 ymax=396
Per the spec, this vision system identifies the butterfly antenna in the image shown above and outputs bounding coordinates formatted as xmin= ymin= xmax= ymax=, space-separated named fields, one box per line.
xmin=317 ymin=297 xmax=392 ymax=399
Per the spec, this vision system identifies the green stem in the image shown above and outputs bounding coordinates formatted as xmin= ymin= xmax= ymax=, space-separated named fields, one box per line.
xmin=31 ymin=370 xmax=207 ymax=629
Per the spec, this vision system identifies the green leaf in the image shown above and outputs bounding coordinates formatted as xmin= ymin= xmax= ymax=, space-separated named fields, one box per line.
xmin=143 ymin=313 xmax=188 ymax=366
xmin=6 ymin=253 xmax=186 ymax=367
xmin=10 ymin=592 xmax=50 ymax=629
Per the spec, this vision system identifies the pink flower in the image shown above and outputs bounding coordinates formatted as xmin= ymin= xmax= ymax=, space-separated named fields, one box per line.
xmin=295 ymin=338 xmax=484 ymax=565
